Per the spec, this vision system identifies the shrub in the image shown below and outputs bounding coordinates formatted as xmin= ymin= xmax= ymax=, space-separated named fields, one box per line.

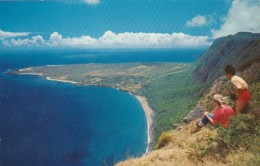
xmin=154 ymin=132 xmax=173 ymax=150
xmin=187 ymin=131 xmax=217 ymax=161
xmin=215 ymin=112 xmax=260 ymax=151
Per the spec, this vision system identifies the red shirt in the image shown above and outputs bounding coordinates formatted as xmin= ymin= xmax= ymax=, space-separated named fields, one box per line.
xmin=213 ymin=104 xmax=234 ymax=128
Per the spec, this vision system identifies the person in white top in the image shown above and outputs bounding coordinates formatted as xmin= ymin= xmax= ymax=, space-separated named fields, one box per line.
xmin=225 ymin=65 xmax=251 ymax=114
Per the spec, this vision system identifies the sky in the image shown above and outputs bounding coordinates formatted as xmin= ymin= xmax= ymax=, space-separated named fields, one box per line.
xmin=0 ymin=0 xmax=260 ymax=49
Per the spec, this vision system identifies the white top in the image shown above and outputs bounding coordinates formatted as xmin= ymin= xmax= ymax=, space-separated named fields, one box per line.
xmin=231 ymin=75 xmax=248 ymax=89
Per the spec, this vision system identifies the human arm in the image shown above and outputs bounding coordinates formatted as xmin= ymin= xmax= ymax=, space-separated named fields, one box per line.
xmin=204 ymin=111 xmax=218 ymax=125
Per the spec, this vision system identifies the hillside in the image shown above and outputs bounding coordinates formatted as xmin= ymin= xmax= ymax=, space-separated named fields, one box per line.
xmin=117 ymin=32 xmax=260 ymax=165
xmin=193 ymin=32 xmax=260 ymax=85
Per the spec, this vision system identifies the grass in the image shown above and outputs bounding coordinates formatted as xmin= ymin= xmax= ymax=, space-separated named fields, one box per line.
xmin=116 ymin=111 xmax=259 ymax=166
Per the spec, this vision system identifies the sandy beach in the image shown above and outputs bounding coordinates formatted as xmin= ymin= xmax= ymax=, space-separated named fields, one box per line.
xmin=135 ymin=95 xmax=154 ymax=155
xmin=46 ymin=77 xmax=79 ymax=85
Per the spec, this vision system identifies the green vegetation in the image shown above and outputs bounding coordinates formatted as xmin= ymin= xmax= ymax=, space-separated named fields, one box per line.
xmin=138 ymin=63 xmax=206 ymax=139
xmin=250 ymin=82 xmax=260 ymax=108
xmin=216 ymin=113 xmax=259 ymax=152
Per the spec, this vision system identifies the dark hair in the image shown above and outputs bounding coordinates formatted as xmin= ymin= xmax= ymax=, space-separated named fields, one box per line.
xmin=225 ymin=65 xmax=235 ymax=75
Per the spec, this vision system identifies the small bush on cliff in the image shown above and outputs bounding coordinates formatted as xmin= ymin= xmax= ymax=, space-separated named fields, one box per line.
xmin=154 ymin=132 xmax=173 ymax=150
xmin=250 ymin=82 xmax=260 ymax=108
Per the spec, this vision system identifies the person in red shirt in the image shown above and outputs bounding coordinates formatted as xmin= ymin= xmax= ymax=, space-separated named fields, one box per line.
xmin=191 ymin=94 xmax=235 ymax=133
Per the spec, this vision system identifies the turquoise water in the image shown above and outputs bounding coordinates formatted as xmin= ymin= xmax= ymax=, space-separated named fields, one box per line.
xmin=0 ymin=49 xmax=205 ymax=166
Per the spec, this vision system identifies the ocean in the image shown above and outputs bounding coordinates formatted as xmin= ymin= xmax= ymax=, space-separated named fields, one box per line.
xmin=0 ymin=49 xmax=205 ymax=166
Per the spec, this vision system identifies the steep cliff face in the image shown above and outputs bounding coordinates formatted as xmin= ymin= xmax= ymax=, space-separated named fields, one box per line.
xmin=193 ymin=32 xmax=260 ymax=85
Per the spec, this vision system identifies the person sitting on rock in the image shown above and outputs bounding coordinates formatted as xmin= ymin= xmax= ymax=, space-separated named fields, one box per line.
xmin=191 ymin=94 xmax=234 ymax=133
xmin=225 ymin=65 xmax=251 ymax=114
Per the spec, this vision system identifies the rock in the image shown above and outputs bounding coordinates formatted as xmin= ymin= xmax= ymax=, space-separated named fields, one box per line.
xmin=183 ymin=107 xmax=206 ymax=123
xmin=172 ymin=124 xmax=179 ymax=129
xmin=182 ymin=117 xmax=189 ymax=124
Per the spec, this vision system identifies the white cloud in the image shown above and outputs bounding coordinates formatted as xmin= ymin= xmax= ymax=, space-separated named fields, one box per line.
xmin=96 ymin=31 xmax=210 ymax=48
xmin=0 ymin=29 xmax=29 ymax=39
xmin=82 ymin=0 xmax=100 ymax=5
xmin=211 ymin=0 xmax=260 ymax=38
xmin=48 ymin=32 xmax=98 ymax=47
xmin=186 ymin=15 xmax=207 ymax=27
xmin=45 ymin=31 xmax=211 ymax=48
xmin=49 ymin=32 xmax=63 ymax=46
xmin=1 ymin=31 xmax=211 ymax=48
xmin=7 ymin=35 xmax=45 ymax=47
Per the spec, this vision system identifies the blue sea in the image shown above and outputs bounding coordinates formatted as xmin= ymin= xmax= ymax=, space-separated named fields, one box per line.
xmin=0 ymin=49 xmax=205 ymax=166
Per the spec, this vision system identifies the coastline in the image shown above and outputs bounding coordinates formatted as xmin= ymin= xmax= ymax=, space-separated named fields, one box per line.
xmin=135 ymin=95 xmax=154 ymax=155
xmin=15 ymin=68 xmax=154 ymax=155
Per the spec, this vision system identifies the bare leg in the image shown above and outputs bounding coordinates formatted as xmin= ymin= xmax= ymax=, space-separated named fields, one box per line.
xmin=235 ymin=101 xmax=246 ymax=115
